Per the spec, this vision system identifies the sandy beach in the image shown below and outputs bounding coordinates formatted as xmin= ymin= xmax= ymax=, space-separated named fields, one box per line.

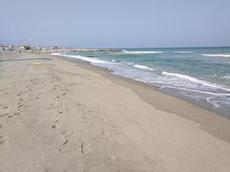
xmin=0 ymin=51 xmax=230 ymax=172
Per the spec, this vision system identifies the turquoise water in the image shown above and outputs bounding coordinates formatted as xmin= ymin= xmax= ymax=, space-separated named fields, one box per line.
xmin=55 ymin=47 xmax=230 ymax=117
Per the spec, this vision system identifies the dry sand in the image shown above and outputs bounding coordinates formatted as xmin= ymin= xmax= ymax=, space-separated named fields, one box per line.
xmin=0 ymin=52 xmax=230 ymax=172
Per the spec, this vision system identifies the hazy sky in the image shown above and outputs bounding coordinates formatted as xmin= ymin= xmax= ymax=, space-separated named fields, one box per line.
xmin=1 ymin=0 xmax=230 ymax=48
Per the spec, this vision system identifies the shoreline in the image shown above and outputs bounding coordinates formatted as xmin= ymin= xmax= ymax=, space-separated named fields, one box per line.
xmin=51 ymin=51 xmax=230 ymax=118
xmin=57 ymin=55 xmax=230 ymax=143
xmin=1 ymin=51 xmax=230 ymax=171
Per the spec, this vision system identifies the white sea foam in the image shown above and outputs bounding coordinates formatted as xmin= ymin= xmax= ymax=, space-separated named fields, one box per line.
xmin=162 ymin=71 xmax=210 ymax=85
xmin=51 ymin=53 xmax=111 ymax=64
xmin=133 ymin=64 xmax=154 ymax=71
xmin=206 ymin=96 xmax=230 ymax=109
xmin=51 ymin=53 xmax=61 ymax=56
xmin=122 ymin=50 xmax=162 ymax=54
xmin=162 ymin=71 xmax=230 ymax=92
xmin=206 ymin=97 xmax=221 ymax=108
xmin=223 ymin=75 xmax=230 ymax=80
xmin=160 ymin=85 xmax=230 ymax=96
xmin=202 ymin=54 xmax=230 ymax=58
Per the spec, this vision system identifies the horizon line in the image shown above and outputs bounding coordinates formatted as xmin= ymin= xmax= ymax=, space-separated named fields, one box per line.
xmin=1 ymin=42 xmax=230 ymax=49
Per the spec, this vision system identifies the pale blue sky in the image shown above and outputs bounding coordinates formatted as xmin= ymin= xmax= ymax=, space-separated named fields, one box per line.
xmin=0 ymin=0 xmax=230 ymax=48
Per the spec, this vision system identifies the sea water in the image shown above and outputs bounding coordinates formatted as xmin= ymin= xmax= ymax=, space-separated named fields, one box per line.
xmin=53 ymin=47 xmax=230 ymax=117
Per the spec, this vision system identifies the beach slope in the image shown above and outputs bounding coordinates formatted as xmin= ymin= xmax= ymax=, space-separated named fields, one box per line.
xmin=0 ymin=52 xmax=230 ymax=172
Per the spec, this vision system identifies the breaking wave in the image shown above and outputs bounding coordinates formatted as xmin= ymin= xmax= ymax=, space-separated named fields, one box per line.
xmin=202 ymin=54 xmax=230 ymax=58
xmin=51 ymin=53 xmax=111 ymax=64
xmin=122 ymin=50 xmax=162 ymax=54
xmin=162 ymin=71 xmax=230 ymax=92
xmin=133 ymin=64 xmax=154 ymax=71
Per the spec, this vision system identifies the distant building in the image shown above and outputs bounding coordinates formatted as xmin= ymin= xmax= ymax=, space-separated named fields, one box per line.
xmin=50 ymin=46 xmax=59 ymax=50
xmin=3 ymin=45 xmax=15 ymax=51
xmin=34 ymin=46 xmax=41 ymax=51
xmin=0 ymin=46 xmax=3 ymax=53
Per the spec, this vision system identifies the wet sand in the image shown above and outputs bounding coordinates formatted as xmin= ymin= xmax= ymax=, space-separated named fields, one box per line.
xmin=0 ymin=52 xmax=230 ymax=172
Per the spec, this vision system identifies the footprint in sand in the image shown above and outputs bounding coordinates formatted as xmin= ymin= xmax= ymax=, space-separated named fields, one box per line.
xmin=0 ymin=113 xmax=10 ymax=118
xmin=82 ymin=114 xmax=86 ymax=120
xmin=63 ymin=139 xmax=69 ymax=145
xmin=81 ymin=142 xmax=84 ymax=154
xmin=2 ymin=106 xmax=8 ymax=110
xmin=61 ymin=92 xmax=66 ymax=96
xmin=52 ymin=119 xmax=59 ymax=129
xmin=0 ymin=136 xmax=5 ymax=146
xmin=14 ymin=112 xmax=20 ymax=116
xmin=0 ymin=126 xmax=5 ymax=146
xmin=52 ymin=85 xmax=57 ymax=90
xmin=17 ymin=93 xmax=21 ymax=97
xmin=17 ymin=103 xmax=23 ymax=109
xmin=101 ymin=128 xmax=105 ymax=136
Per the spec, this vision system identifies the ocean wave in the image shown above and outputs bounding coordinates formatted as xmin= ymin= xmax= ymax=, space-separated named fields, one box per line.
xmin=122 ymin=50 xmax=162 ymax=54
xmin=206 ymin=97 xmax=221 ymax=108
xmin=173 ymin=51 xmax=193 ymax=54
xmin=160 ymin=85 xmax=230 ymax=96
xmin=161 ymin=85 xmax=230 ymax=109
xmin=162 ymin=71 xmax=230 ymax=92
xmin=51 ymin=53 xmax=111 ymax=64
xmin=133 ymin=64 xmax=154 ymax=71
xmin=201 ymin=54 xmax=230 ymax=58
xmin=222 ymin=75 xmax=230 ymax=80
xmin=206 ymin=95 xmax=230 ymax=109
